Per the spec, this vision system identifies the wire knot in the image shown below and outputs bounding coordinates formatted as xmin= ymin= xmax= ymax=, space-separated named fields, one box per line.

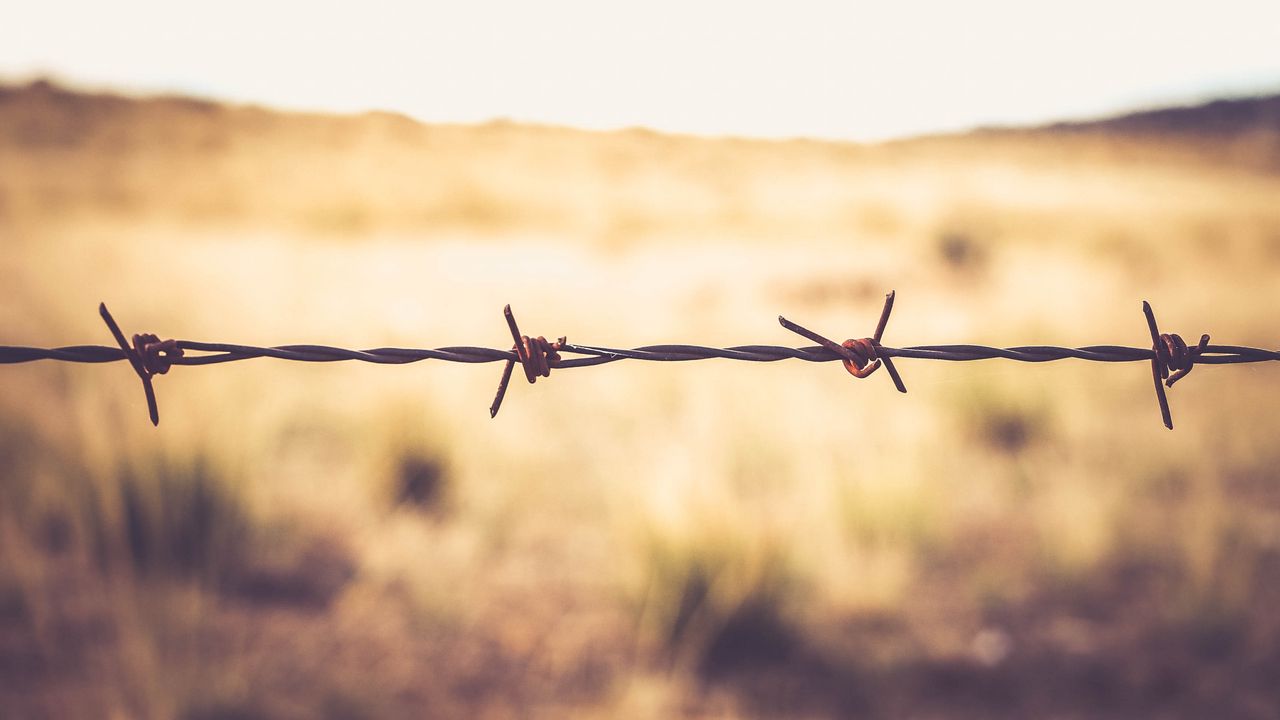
xmin=1154 ymin=332 xmax=1208 ymax=388
xmin=778 ymin=291 xmax=907 ymax=393
xmin=1142 ymin=301 xmax=1211 ymax=430
xmin=99 ymin=303 xmax=170 ymax=426
xmin=840 ymin=338 xmax=881 ymax=378
xmin=489 ymin=305 xmax=566 ymax=417
xmin=513 ymin=333 xmax=566 ymax=383
xmin=133 ymin=334 xmax=184 ymax=376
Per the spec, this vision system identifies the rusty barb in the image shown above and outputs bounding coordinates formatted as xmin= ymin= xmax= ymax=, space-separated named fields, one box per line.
xmin=778 ymin=291 xmax=908 ymax=393
xmin=490 ymin=304 xmax=566 ymax=418
xmin=1142 ymin=301 xmax=1210 ymax=430
xmin=1 ymin=293 xmax=1276 ymax=430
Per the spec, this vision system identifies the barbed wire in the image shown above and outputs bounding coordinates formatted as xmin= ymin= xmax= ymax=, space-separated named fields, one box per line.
xmin=1 ymin=293 xmax=1276 ymax=429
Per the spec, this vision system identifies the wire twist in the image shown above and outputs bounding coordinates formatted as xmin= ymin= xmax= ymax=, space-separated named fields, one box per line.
xmin=489 ymin=305 xmax=565 ymax=418
xmin=133 ymin=334 xmax=183 ymax=375
xmin=778 ymin=291 xmax=908 ymax=392
xmin=1155 ymin=332 xmax=1209 ymax=388
xmin=97 ymin=303 xmax=172 ymax=426
xmin=1142 ymin=301 xmax=1212 ymax=429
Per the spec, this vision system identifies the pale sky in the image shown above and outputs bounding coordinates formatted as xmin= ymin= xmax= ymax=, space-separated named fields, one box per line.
xmin=3 ymin=0 xmax=1279 ymax=141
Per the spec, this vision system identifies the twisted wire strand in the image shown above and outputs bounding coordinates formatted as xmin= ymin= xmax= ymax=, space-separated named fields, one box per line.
xmin=1 ymin=295 xmax=1276 ymax=428
xmin=3 ymin=340 xmax=1277 ymax=367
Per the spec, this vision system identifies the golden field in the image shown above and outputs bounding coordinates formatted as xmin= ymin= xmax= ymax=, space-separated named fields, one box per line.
xmin=2 ymin=80 xmax=1280 ymax=718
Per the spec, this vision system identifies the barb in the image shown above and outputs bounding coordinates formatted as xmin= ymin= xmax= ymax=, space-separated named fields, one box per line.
xmin=490 ymin=305 xmax=566 ymax=418
xmin=2 ymin=295 xmax=1276 ymax=428
xmin=1141 ymin=300 xmax=1213 ymax=429
xmin=98 ymin=303 xmax=175 ymax=426
xmin=779 ymin=291 xmax=908 ymax=392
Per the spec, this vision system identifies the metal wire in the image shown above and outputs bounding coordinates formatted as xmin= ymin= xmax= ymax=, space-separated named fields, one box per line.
xmin=1 ymin=294 xmax=1276 ymax=428
xmin=10 ymin=339 xmax=1278 ymax=366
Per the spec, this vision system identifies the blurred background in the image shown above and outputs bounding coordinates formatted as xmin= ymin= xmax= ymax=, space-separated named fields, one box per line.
xmin=2 ymin=2 xmax=1280 ymax=718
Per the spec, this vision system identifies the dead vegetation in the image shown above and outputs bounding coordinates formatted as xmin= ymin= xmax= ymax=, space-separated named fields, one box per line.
xmin=2 ymin=79 xmax=1279 ymax=718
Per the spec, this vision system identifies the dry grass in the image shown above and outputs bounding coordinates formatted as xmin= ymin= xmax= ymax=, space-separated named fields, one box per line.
xmin=2 ymin=80 xmax=1280 ymax=718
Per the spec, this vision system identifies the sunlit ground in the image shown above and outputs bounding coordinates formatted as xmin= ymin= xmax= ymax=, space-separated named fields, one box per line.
xmin=2 ymin=81 xmax=1280 ymax=718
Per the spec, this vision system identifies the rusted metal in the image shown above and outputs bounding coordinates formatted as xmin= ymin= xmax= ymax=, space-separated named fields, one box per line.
xmin=778 ymin=291 xmax=908 ymax=392
xmin=1 ymin=294 xmax=1274 ymax=427
xmin=490 ymin=305 xmax=566 ymax=418
xmin=1141 ymin=300 xmax=1213 ymax=429
xmin=840 ymin=338 xmax=880 ymax=378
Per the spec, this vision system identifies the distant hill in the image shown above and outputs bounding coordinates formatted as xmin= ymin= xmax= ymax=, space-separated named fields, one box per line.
xmin=970 ymin=93 xmax=1280 ymax=169
xmin=1043 ymin=94 xmax=1280 ymax=139
xmin=1 ymin=79 xmax=1277 ymax=238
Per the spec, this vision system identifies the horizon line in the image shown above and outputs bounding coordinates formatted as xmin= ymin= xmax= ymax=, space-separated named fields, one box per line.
xmin=5 ymin=71 xmax=1279 ymax=146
